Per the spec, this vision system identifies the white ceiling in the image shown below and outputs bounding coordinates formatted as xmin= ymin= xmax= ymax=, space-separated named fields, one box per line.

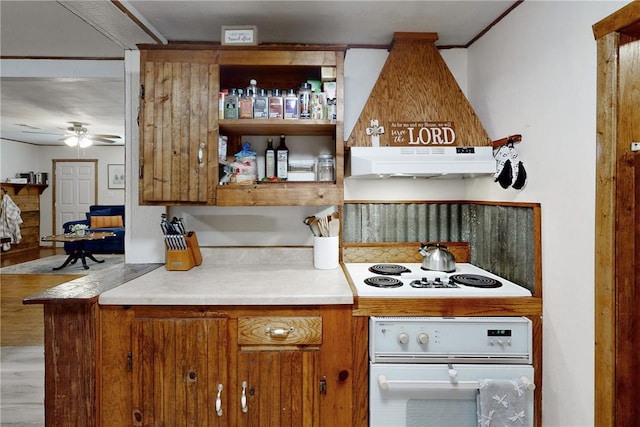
xmin=0 ymin=0 xmax=518 ymax=147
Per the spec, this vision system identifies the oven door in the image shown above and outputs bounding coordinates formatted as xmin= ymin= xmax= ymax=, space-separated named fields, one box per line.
xmin=369 ymin=363 xmax=534 ymax=427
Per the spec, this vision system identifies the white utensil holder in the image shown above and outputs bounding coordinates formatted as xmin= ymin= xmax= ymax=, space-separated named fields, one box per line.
xmin=313 ymin=236 xmax=339 ymax=269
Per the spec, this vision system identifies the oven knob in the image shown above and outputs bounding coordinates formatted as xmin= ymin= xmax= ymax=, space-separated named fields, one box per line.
xmin=397 ymin=332 xmax=410 ymax=345
xmin=417 ymin=333 xmax=429 ymax=345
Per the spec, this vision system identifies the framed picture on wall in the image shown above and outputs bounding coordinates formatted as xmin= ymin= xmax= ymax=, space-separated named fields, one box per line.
xmin=108 ymin=164 xmax=125 ymax=189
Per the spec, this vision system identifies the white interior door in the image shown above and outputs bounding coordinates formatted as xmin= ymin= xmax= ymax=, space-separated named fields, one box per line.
xmin=54 ymin=161 xmax=96 ymax=234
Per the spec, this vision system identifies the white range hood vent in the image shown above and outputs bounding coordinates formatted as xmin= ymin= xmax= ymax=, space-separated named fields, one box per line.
xmin=348 ymin=146 xmax=496 ymax=179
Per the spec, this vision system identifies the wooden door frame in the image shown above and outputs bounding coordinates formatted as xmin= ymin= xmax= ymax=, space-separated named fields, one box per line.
xmin=51 ymin=159 xmax=98 ymax=235
xmin=593 ymin=3 xmax=640 ymax=426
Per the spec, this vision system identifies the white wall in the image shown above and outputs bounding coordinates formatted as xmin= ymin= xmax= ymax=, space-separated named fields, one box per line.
xmin=1 ymin=139 xmax=124 ymax=236
xmin=123 ymin=50 xmax=165 ymax=264
xmin=466 ymin=2 xmax=626 ymax=426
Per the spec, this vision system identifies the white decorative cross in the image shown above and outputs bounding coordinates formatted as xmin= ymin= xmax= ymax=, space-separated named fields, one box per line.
xmin=365 ymin=119 xmax=385 ymax=147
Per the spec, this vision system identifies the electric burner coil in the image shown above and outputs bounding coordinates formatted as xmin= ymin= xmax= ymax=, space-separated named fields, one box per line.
xmin=364 ymin=276 xmax=403 ymax=288
xmin=368 ymin=264 xmax=410 ymax=276
xmin=449 ymin=274 xmax=502 ymax=288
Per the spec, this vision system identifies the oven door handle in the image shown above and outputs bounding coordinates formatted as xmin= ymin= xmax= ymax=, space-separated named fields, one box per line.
xmin=377 ymin=375 xmax=535 ymax=391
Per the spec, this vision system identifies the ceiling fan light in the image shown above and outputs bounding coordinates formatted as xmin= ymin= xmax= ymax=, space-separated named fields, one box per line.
xmin=65 ymin=136 xmax=79 ymax=147
xmin=79 ymin=137 xmax=92 ymax=148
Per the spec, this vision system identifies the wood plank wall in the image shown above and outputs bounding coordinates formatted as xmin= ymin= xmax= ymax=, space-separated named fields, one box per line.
xmin=342 ymin=202 xmax=539 ymax=293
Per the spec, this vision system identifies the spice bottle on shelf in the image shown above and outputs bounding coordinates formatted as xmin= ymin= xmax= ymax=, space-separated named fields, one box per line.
xmin=299 ymin=82 xmax=312 ymax=119
xmin=224 ymin=88 xmax=239 ymax=119
xmin=269 ymin=88 xmax=284 ymax=118
xmin=264 ymin=138 xmax=276 ymax=179
xmin=239 ymin=88 xmax=254 ymax=119
xmin=276 ymin=134 xmax=289 ymax=181
xmin=253 ymin=88 xmax=269 ymax=119
xmin=284 ymin=89 xmax=299 ymax=119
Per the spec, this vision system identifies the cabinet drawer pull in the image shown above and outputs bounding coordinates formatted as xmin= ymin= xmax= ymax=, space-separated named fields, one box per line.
xmin=264 ymin=326 xmax=294 ymax=338
xmin=215 ymin=384 xmax=223 ymax=416
xmin=241 ymin=381 xmax=248 ymax=413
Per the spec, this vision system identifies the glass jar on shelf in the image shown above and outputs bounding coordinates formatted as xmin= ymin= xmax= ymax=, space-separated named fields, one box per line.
xmin=317 ymin=154 xmax=334 ymax=182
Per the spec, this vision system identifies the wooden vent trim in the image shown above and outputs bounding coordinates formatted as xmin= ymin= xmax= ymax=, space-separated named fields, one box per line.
xmin=346 ymin=32 xmax=492 ymax=147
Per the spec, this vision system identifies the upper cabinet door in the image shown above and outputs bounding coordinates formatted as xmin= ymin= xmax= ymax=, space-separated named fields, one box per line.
xmin=139 ymin=49 xmax=218 ymax=205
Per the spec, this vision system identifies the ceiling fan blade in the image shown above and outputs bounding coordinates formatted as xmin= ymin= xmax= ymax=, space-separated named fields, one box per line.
xmin=23 ymin=131 xmax=66 ymax=135
xmin=89 ymin=134 xmax=121 ymax=139
xmin=91 ymin=137 xmax=119 ymax=143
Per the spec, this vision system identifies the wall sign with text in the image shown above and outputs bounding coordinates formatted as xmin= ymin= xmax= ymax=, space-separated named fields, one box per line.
xmin=389 ymin=121 xmax=457 ymax=146
xmin=221 ymin=26 xmax=258 ymax=46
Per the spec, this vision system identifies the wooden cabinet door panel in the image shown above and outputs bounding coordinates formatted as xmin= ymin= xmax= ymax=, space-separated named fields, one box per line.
xmin=133 ymin=318 xmax=228 ymax=426
xmin=140 ymin=56 xmax=218 ymax=204
xmin=237 ymin=349 xmax=319 ymax=427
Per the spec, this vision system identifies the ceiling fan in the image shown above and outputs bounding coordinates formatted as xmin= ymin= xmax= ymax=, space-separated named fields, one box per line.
xmin=21 ymin=121 xmax=121 ymax=147
xmin=60 ymin=122 xmax=121 ymax=147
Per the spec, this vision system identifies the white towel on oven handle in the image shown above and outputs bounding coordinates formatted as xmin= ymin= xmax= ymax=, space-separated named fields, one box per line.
xmin=477 ymin=378 xmax=529 ymax=426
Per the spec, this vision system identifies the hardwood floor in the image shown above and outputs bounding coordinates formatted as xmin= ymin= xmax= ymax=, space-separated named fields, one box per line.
xmin=1 ymin=274 xmax=81 ymax=346
xmin=1 ymin=247 xmax=73 ymax=346
xmin=0 ymin=246 xmax=63 ymax=268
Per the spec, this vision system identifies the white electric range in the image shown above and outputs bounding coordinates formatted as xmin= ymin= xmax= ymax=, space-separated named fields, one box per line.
xmin=344 ymin=262 xmax=532 ymax=297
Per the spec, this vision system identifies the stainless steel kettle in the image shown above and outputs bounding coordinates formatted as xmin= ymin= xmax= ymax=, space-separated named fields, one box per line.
xmin=418 ymin=243 xmax=456 ymax=272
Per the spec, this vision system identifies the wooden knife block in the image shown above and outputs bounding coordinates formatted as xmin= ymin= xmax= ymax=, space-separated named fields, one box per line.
xmin=165 ymin=231 xmax=202 ymax=271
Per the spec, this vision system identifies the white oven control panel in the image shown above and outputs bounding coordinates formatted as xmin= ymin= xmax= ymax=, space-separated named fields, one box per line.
xmin=370 ymin=316 xmax=532 ymax=364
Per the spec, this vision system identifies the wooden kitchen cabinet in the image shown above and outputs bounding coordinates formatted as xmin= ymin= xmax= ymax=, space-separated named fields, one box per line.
xmin=237 ymin=348 xmax=321 ymax=426
xmin=131 ymin=317 xmax=229 ymax=426
xmin=215 ymin=47 xmax=345 ymax=206
xmin=138 ymin=44 xmax=345 ymax=206
xmin=138 ymin=49 xmax=218 ymax=205
xmin=236 ymin=316 xmax=322 ymax=426
xmin=100 ymin=306 xmax=353 ymax=427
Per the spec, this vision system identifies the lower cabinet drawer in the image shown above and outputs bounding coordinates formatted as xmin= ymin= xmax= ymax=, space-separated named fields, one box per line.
xmin=238 ymin=316 xmax=322 ymax=345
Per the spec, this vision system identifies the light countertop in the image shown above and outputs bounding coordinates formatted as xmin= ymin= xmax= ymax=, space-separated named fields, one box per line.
xmin=99 ymin=247 xmax=354 ymax=306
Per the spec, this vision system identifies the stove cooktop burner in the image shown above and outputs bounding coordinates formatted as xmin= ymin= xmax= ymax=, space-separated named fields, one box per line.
xmin=364 ymin=276 xmax=403 ymax=288
xmin=368 ymin=264 xmax=411 ymax=276
xmin=450 ymin=274 xmax=502 ymax=288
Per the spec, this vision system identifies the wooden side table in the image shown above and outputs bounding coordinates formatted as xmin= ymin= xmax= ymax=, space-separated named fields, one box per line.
xmin=41 ymin=232 xmax=116 ymax=270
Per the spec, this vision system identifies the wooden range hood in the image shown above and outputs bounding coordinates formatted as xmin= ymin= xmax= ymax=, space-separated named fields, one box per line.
xmin=346 ymin=32 xmax=492 ymax=148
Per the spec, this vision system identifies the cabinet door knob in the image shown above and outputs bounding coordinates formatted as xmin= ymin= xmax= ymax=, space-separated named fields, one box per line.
xmin=241 ymin=381 xmax=248 ymax=413
xmin=215 ymin=384 xmax=223 ymax=416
